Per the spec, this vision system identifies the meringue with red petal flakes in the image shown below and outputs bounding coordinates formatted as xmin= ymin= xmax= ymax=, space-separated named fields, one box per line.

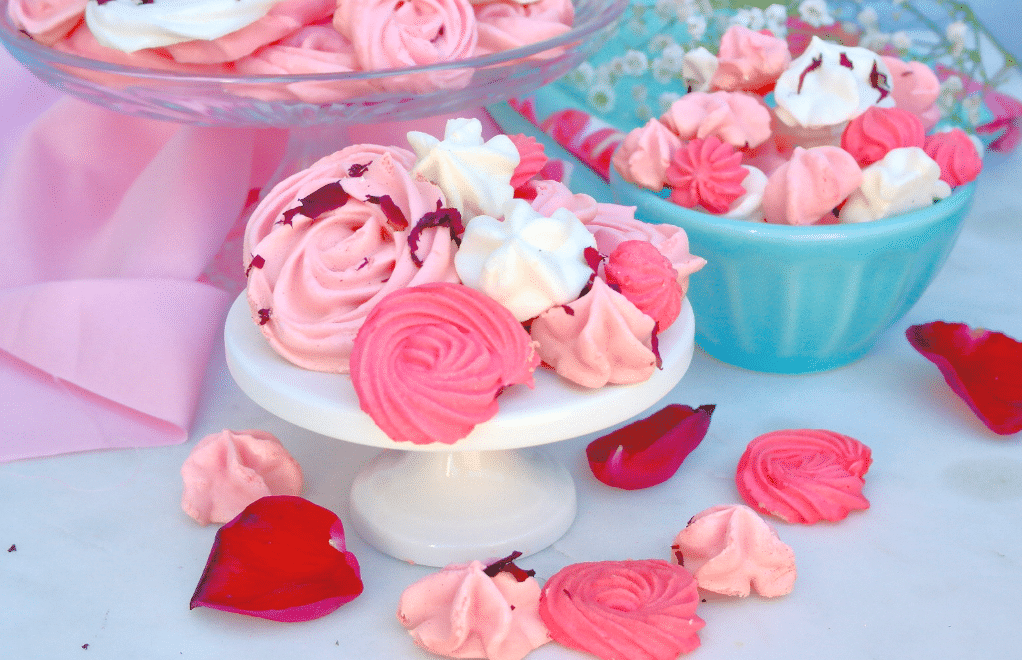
xmin=350 ymin=282 xmax=539 ymax=445
xmin=761 ymin=146 xmax=862 ymax=225
xmin=539 ymin=559 xmax=704 ymax=660
xmin=397 ymin=558 xmax=550 ymax=660
xmin=672 ymin=504 xmax=796 ymax=598
xmin=906 ymin=321 xmax=1022 ymax=435
xmin=529 ymin=279 xmax=657 ymax=389
xmin=665 ymin=136 xmax=748 ymax=214
xmin=604 ymin=240 xmax=682 ymax=331
xmin=736 ymin=429 xmax=872 ymax=524
xmin=181 ymin=429 xmax=303 ymax=526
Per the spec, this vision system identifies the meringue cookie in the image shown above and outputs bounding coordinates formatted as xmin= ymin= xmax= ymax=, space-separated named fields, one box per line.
xmin=397 ymin=560 xmax=550 ymax=660
xmin=711 ymin=25 xmax=791 ymax=93
xmin=840 ymin=147 xmax=951 ymax=223
xmin=761 ymin=146 xmax=862 ymax=225
xmin=455 ymin=198 xmax=596 ymax=321
xmin=883 ymin=56 xmax=941 ymax=131
xmin=723 ymin=165 xmax=767 ymax=222
xmin=682 ymin=46 xmax=718 ymax=94
xmin=672 ymin=504 xmax=796 ymax=598
xmin=923 ymin=128 xmax=983 ymax=188
xmin=181 ymin=429 xmax=303 ymax=526
xmin=660 ymin=91 xmax=772 ymax=150
xmin=773 ymin=36 xmax=896 ymax=131
xmin=408 ymin=117 xmax=520 ymax=220
xmin=612 ymin=118 xmax=683 ymax=191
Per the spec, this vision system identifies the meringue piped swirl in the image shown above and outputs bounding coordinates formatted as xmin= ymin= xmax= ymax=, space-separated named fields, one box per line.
xmin=539 ymin=559 xmax=704 ymax=660
xmin=736 ymin=429 xmax=872 ymax=524
xmin=349 ymin=282 xmax=540 ymax=445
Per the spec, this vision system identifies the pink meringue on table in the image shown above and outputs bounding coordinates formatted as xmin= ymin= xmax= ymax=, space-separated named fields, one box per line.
xmin=761 ymin=146 xmax=862 ymax=225
xmin=883 ymin=56 xmax=941 ymax=131
xmin=840 ymin=106 xmax=926 ymax=168
xmin=612 ymin=118 xmax=684 ymax=191
xmin=665 ymin=136 xmax=748 ymax=214
xmin=672 ymin=504 xmax=796 ymax=598
xmin=181 ymin=429 xmax=303 ymax=526
xmin=711 ymin=24 xmax=791 ymax=94
xmin=923 ymin=128 xmax=983 ymax=188
xmin=660 ymin=90 xmax=772 ymax=150
xmin=6 ymin=0 xmax=86 ymax=46
xmin=165 ymin=0 xmax=336 ymax=64
xmin=604 ymin=240 xmax=682 ymax=332
xmin=397 ymin=559 xmax=550 ymax=660
xmin=529 ymin=278 xmax=657 ymax=389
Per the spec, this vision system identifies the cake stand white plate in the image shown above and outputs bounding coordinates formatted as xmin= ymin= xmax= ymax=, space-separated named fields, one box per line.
xmin=225 ymin=293 xmax=695 ymax=566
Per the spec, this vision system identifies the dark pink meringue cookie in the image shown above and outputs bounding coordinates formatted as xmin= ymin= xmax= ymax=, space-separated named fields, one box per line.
xmin=923 ymin=129 xmax=983 ymax=188
xmin=604 ymin=240 xmax=683 ymax=331
xmin=840 ymin=106 xmax=926 ymax=168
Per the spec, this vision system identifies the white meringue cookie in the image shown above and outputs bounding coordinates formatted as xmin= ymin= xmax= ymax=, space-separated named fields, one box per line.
xmin=723 ymin=165 xmax=768 ymax=222
xmin=773 ymin=36 xmax=896 ymax=130
xmin=85 ymin=0 xmax=285 ymax=52
xmin=683 ymin=46 xmax=718 ymax=93
xmin=408 ymin=118 xmax=520 ymax=221
xmin=455 ymin=198 xmax=597 ymax=322
xmin=840 ymin=147 xmax=951 ymax=223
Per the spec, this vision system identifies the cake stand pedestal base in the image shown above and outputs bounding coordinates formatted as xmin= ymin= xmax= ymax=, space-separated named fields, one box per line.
xmin=349 ymin=448 xmax=575 ymax=567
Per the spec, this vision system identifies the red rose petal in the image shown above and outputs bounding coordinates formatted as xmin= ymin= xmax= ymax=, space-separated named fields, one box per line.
xmin=906 ymin=321 xmax=1022 ymax=435
xmin=190 ymin=495 xmax=363 ymax=622
xmin=586 ymin=404 xmax=715 ymax=490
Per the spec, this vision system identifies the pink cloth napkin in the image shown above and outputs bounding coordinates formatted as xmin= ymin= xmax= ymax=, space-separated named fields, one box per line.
xmin=0 ymin=47 xmax=501 ymax=463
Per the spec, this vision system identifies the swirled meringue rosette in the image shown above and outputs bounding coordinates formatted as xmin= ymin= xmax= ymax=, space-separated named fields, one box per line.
xmin=349 ymin=282 xmax=540 ymax=445
xmin=539 ymin=559 xmax=705 ymax=660
xmin=736 ymin=429 xmax=872 ymax=525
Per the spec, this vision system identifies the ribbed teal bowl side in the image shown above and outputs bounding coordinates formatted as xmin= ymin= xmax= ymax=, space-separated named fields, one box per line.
xmin=610 ymin=169 xmax=976 ymax=373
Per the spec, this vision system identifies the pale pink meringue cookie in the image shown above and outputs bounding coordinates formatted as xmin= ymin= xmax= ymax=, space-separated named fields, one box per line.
xmin=181 ymin=429 xmax=303 ymax=526
xmin=165 ymin=0 xmax=336 ymax=64
xmin=53 ymin=23 xmax=231 ymax=74
xmin=711 ymin=24 xmax=791 ymax=94
xmin=334 ymin=0 xmax=478 ymax=92
xmin=761 ymin=146 xmax=862 ymax=225
xmin=7 ymin=0 xmax=85 ymax=45
xmin=672 ymin=504 xmax=796 ymax=598
xmin=840 ymin=147 xmax=951 ymax=223
xmin=235 ymin=25 xmax=372 ymax=103
xmin=611 ymin=118 xmax=683 ymax=191
xmin=397 ymin=560 xmax=550 ymax=660
xmin=923 ymin=128 xmax=983 ymax=188
xmin=660 ymin=91 xmax=772 ymax=150
xmin=840 ymin=105 xmax=926 ymax=168
xmin=524 ymin=179 xmax=706 ymax=296
xmin=243 ymin=143 xmax=418 ymax=258
xmin=530 ymin=278 xmax=657 ymax=388
xmin=473 ymin=0 xmax=573 ymax=57
xmin=883 ymin=56 xmax=941 ymax=131
xmin=603 ymin=240 xmax=682 ymax=331
xmin=246 ymin=152 xmax=458 ymax=374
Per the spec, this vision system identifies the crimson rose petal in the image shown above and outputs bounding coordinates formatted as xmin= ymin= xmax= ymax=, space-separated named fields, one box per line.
xmin=906 ymin=321 xmax=1022 ymax=435
xmin=586 ymin=404 xmax=715 ymax=490
xmin=190 ymin=496 xmax=363 ymax=622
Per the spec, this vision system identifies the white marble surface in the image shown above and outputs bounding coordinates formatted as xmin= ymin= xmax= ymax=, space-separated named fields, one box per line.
xmin=2 ymin=2 xmax=1022 ymax=659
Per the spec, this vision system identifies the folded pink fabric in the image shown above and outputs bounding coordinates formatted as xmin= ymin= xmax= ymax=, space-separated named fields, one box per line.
xmin=0 ymin=51 xmax=287 ymax=462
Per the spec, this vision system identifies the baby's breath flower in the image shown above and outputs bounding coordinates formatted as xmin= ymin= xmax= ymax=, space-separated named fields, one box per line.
xmin=764 ymin=4 xmax=787 ymax=38
xmin=798 ymin=0 xmax=834 ymax=29
xmin=730 ymin=9 xmax=754 ymax=29
xmin=635 ymin=103 xmax=653 ymax=123
xmin=859 ymin=30 xmax=891 ymax=53
xmin=595 ymin=62 xmax=617 ymax=87
xmin=588 ymin=83 xmax=616 ymax=114
xmin=632 ymin=83 xmax=649 ymax=103
xmin=654 ymin=0 xmax=678 ymax=21
xmin=566 ymin=62 xmax=595 ymax=90
xmin=651 ymin=57 xmax=675 ymax=85
xmin=687 ymin=14 xmax=708 ymax=41
xmin=946 ymin=20 xmax=969 ymax=56
xmin=937 ymin=75 xmax=964 ymax=113
xmin=962 ymin=94 xmax=983 ymax=126
xmin=892 ymin=31 xmax=912 ymax=51
xmin=856 ymin=7 xmax=878 ymax=30
xmin=661 ymin=43 xmax=686 ymax=72
xmin=622 ymin=50 xmax=650 ymax=76
xmin=649 ymin=34 xmax=676 ymax=53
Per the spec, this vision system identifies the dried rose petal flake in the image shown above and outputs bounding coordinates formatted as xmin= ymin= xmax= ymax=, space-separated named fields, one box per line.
xmin=190 ymin=495 xmax=363 ymax=622
xmin=586 ymin=404 xmax=715 ymax=490
xmin=906 ymin=322 xmax=1022 ymax=435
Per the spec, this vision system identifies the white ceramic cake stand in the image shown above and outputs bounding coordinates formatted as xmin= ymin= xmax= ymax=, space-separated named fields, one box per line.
xmin=225 ymin=293 xmax=695 ymax=566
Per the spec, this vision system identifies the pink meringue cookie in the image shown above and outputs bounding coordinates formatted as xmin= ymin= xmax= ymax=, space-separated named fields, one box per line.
xmin=181 ymin=429 xmax=303 ymax=526
xmin=604 ymin=240 xmax=682 ymax=331
xmin=923 ymin=128 xmax=983 ymax=188
xmin=612 ymin=119 xmax=684 ymax=191
xmin=883 ymin=56 xmax=941 ymax=131
xmin=672 ymin=505 xmax=796 ymax=598
xmin=334 ymin=0 xmax=478 ymax=93
xmin=665 ymin=136 xmax=748 ymax=214
xmin=53 ymin=23 xmax=231 ymax=75
xmin=530 ymin=278 xmax=657 ymax=388
xmin=397 ymin=560 xmax=550 ymax=660
xmin=7 ymin=0 xmax=85 ymax=45
xmin=165 ymin=0 xmax=336 ymax=64
xmin=660 ymin=91 xmax=772 ymax=150
xmin=761 ymin=146 xmax=862 ymax=225
xmin=711 ymin=24 xmax=791 ymax=94
xmin=473 ymin=0 xmax=573 ymax=57
xmin=246 ymin=151 xmax=458 ymax=374
xmin=539 ymin=560 xmax=704 ymax=660
xmin=350 ymin=283 xmax=539 ymax=445
xmin=840 ymin=106 xmax=926 ymax=168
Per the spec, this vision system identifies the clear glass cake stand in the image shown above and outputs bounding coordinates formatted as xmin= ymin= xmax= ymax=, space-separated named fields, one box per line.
xmin=1 ymin=0 xmax=697 ymax=566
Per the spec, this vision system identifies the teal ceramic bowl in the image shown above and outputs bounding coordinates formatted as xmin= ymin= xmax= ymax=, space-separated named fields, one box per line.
xmin=610 ymin=168 xmax=977 ymax=374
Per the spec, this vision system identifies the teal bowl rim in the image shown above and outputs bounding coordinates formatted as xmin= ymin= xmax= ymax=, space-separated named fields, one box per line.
xmin=609 ymin=166 xmax=977 ymax=245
